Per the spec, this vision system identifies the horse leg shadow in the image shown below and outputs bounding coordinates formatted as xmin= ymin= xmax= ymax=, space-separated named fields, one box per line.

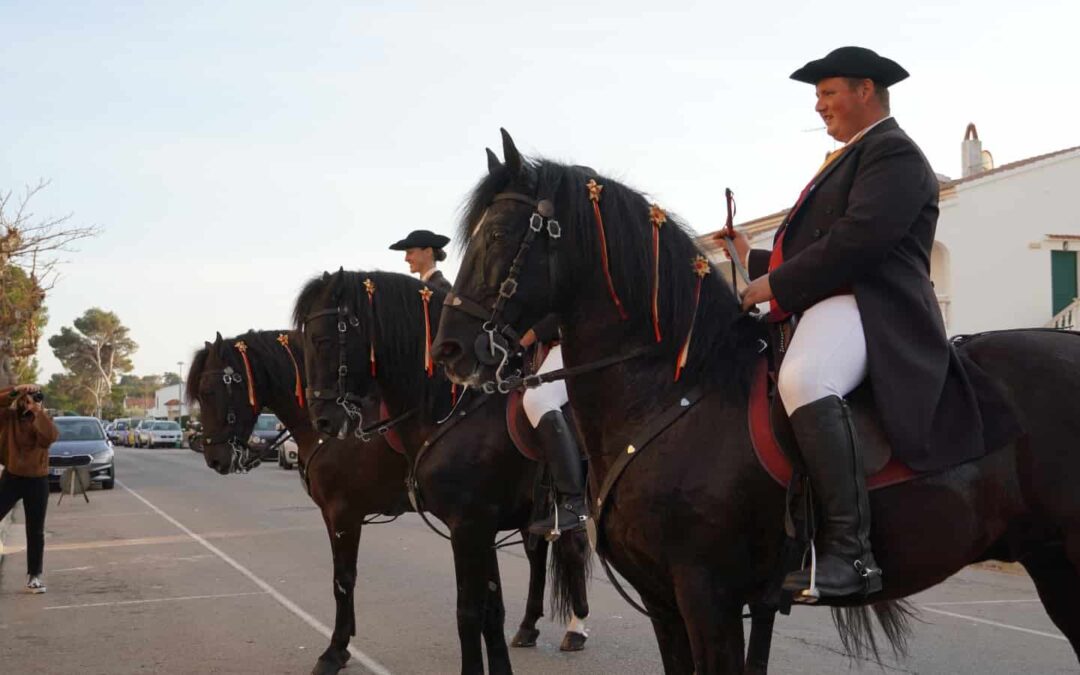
xmin=511 ymin=529 xmax=547 ymax=648
xmin=1021 ymin=535 xmax=1080 ymax=662
xmin=313 ymin=518 xmax=362 ymax=675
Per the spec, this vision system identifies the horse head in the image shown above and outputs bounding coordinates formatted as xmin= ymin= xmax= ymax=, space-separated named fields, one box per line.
xmin=187 ymin=332 xmax=263 ymax=474
xmin=434 ymin=129 xmax=567 ymax=388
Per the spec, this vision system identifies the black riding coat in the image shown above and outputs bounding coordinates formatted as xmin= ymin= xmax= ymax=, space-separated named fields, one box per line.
xmin=747 ymin=118 xmax=1017 ymax=471
xmin=424 ymin=270 xmax=452 ymax=294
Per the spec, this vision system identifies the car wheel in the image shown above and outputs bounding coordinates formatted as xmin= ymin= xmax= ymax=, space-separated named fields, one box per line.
xmin=102 ymin=467 xmax=115 ymax=490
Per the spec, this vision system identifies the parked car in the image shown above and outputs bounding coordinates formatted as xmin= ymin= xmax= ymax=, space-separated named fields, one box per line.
xmin=129 ymin=419 xmax=154 ymax=446
xmin=111 ymin=418 xmax=133 ymax=445
xmin=48 ymin=416 xmax=114 ymax=490
xmin=137 ymin=420 xmax=182 ymax=448
xmin=278 ymin=436 xmax=298 ymax=470
xmin=247 ymin=413 xmax=285 ymax=461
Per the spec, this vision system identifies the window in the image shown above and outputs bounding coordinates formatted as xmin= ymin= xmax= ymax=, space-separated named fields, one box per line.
xmin=1051 ymin=249 xmax=1078 ymax=316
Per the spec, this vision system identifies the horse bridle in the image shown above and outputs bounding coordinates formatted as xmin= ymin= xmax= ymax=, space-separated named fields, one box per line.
xmin=199 ymin=366 xmax=260 ymax=473
xmin=444 ymin=185 xmax=564 ymax=393
xmin=303 ymin=304 xmax=373 ymax=440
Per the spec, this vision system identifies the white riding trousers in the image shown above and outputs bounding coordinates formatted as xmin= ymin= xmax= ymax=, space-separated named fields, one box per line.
xmin=523 ymin=345 xmax=569 ymax=428
xmin=777 ymin=294 xmax=868 ymax=416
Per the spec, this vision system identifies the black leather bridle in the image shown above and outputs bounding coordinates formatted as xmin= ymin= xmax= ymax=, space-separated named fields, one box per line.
xmin=444 ymin=184 xmax=564 ymax=393
xmin=303 ymin=304 xmax=373 ymax=439
xmin=198 ymin=366 xmax=260 ymax=473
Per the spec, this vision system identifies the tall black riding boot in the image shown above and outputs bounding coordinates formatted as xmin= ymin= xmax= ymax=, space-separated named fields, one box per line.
xmin=527 ymin=410 xmax=589 ymax=538
xmin=781 ymin=395 xmax=882 ymax=601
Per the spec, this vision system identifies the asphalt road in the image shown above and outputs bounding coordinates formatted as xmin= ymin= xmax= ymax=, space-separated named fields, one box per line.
xmin=0 ymin=446 xmax=1075 ymax=674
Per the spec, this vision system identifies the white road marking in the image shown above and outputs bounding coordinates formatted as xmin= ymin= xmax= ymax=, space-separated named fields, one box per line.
xmin=118 ymin=480 xmax=393 ymax=675
xmin=920 ymin=606 xmax=1067 ymax=641
xmin=922 ymin=599 xmax=1042 ymax=606
xmin=45 ymin=591 xmax=266 ymax=610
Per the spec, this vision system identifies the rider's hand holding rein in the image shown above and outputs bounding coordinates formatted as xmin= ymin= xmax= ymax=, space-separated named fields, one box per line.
xmin=712 ymin=229 xmax=771 ymax=311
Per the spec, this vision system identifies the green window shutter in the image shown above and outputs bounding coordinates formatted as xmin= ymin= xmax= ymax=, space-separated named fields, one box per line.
xmin=1051 ymin=250 xmax=1078 ymax=315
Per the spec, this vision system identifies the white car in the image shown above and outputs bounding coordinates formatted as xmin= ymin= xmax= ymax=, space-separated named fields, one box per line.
xmin=278 ymin=437 xmax=298 ymax=470
xmin=138 ymin=421 xmax=183 ymax=448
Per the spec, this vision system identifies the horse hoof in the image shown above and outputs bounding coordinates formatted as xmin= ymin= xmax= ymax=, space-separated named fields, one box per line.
xmin=510 ymin=627 xmax=540 ymax=647
xmin=312 ymin=648 xmax=350 ymax=675
xmin=559 ymin=631 xmax=587 ymax=652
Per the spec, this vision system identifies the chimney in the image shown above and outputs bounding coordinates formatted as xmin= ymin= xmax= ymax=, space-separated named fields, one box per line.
xmin=962 ymin=123 xmax=994 ymax=178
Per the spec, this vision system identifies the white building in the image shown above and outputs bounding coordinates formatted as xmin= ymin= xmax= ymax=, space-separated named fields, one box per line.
xmin=706 ymin=126 xmax=1080 ymax=335
xmin=148 ymin=383 xmax=193 ymax=420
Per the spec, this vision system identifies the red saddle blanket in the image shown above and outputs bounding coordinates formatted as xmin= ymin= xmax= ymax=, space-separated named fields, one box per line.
xmin=506 ymin=389 xmax=542 ymax=461
xmin=748 ymin=358 xmax=917 ymax=491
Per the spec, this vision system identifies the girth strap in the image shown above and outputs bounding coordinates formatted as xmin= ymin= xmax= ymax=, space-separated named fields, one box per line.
xmin=589 ymin=385 xmax=708 ymax=616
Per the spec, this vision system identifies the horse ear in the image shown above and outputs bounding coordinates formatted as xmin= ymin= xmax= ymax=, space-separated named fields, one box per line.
xmin=500 ymin=128 xmax=522 ymax=178
xmin=486 ymin=148 xmax=501 ymax=174
xmin=204 ymin=341 xmax=212 ymax=350
xmin=321 ymin=271 xmax=329 ymax=281
xmin=214 ymin=331 xmax=223 ymax=344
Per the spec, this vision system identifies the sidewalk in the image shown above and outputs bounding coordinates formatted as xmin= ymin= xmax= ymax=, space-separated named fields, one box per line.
xmin=0 ymin=509 xmax=11 ymax=571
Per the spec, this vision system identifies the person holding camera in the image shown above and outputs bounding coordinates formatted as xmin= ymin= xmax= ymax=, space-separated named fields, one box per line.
xmin=0 ymin=383 xmax=59 ymax=593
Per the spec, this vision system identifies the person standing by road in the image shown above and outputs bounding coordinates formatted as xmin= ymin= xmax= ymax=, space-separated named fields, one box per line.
xmin=0 ymin=383 xmax=60 ymax=593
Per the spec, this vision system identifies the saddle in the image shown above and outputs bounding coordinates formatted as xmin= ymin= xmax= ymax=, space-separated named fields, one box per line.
xmin=749 ymin=356 xmax=918 ymax=491
xmin=505 ymin=391 xmax=580 ymax=462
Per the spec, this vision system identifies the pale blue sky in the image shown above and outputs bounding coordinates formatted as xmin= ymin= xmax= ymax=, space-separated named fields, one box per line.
xmin=3 ymin=0 xmax=1077 ymax=381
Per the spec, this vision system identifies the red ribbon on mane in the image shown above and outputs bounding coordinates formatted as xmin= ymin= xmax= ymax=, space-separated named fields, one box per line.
xmin=276 ymin=333 xmax=305 ymax=409
xmin=233 ymin=340 xmax=259 ymax=414
xmin=586 ymin=179 xmax=628 ymax=321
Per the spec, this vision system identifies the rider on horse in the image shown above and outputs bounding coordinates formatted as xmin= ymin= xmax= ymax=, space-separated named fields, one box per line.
xmin=390 ymin=229 xmax=453 ymax=293
xmin=722 ymin=46 xmax=1012 ymax=602
xmin=520 ymin=316 xmax=589 ymax=538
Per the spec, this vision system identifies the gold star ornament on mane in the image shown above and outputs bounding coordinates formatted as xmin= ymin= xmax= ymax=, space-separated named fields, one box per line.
xmin=234 ymin=340 xmax=248 ymax=353
xmin=419 ymin=287 xmax=433 ymax=302
xmin=363 ymin=278 xmax=375 ymax=296
xmin=586 ymin=179 xmax=603 ymax=202
xmin=649 ymin=204 xmax=667 ymax=229
xmin=692 ymin=255 xmax=710 ymax=278
xmin=276 ymin=333 xmax=290 ymax=348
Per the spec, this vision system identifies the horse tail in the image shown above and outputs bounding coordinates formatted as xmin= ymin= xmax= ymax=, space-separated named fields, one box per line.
xmin=549 ymin=529 xmax=593 ymax=623
xmin=830 ymin=600 xmax=914 ymax=663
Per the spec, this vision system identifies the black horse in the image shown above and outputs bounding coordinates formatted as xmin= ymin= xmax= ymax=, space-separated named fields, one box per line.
xmin=294 ymin=270 xmax=593 ymax=675
xmin=433 ymin=130 xmax=1080 ymax=673
xmin=187 ymin=329 xmax=577 ymax=675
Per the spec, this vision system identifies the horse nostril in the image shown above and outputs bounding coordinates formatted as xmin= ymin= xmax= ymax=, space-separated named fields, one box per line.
xmin=316 ymin=417 xmax=333 ymax=434
xmin=435 ymin=340 xmax=462 ymax=364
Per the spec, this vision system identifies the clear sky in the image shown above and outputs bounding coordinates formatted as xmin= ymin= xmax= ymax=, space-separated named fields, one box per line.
xmin=3 ymin=0 xmax=1077 ymax=381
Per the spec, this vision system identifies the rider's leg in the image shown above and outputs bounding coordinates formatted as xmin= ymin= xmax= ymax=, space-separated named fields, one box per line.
xmin=523 ymin=347 xmax=587 ymax=536
xmin=777 ymin=295 xmax=881 ymax=599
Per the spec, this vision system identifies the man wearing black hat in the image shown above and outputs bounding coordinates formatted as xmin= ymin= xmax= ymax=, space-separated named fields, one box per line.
xmin=389 ymin=230 xmax=452 ymax=293
xmin=718 ymin=47 xmax=1016 ymax=602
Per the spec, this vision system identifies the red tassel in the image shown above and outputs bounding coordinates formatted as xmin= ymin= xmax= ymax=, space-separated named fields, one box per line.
xmin=451 ymin=383 xmax=458 ymax=407
xmin=420 ymin=287 xmax=435 ymax=377
xmin=586 ymin=179 xmax=628 ymax=320
xmin=233 ymin=341 xmax=259 ymax=413
xmin=363 ymin=278 xmax=377 ymax=376
xmin=649 ymin=204 xmax=667 ymax=343
xmin=276 ymin=333 xmax=305 ymax=408
xmin=675 ymin=256 xmax=711 ymax=381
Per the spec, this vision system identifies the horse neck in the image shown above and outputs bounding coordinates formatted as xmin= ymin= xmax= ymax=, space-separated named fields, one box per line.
xmin=254 ymin=366 xmax=320 ymax=458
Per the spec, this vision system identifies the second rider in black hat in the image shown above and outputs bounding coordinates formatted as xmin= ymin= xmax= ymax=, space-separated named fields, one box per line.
xmin=389 ymin=229 xmax=452 ymax=293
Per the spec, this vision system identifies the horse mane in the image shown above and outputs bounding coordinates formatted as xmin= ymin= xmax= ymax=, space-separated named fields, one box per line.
xmin=186 ymin=329 xmax=306 ymax=406
xmin=458 ymin=158 xmax=764 ymax=392
xmin=293 ymin=269 xmax=448 ymax=413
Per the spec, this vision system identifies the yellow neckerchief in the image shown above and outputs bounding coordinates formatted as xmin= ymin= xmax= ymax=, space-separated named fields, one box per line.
xmin=816 ymin=115 xmax=890 ymax=174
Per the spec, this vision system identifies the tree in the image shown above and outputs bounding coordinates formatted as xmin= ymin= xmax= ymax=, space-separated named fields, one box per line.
xmin=0 ymin=180 xmax=98 ymax=387
xmin=162 ymin=371 xmax=181 ymax=386
xmin=48 ymin=308 xmax=137 ymax=418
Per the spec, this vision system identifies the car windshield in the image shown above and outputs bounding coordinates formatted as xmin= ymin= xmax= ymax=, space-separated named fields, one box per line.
xmin=153 ymin=422 xmax=180 ymax=430
xmin=55 ymin=420 xmax=105 ymax=441
xmin=253 ymin=415 xmax=280 ymax=431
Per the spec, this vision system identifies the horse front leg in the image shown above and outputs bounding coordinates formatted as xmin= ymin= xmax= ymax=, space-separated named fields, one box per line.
xmin=480 ymin=543 xmax=512 ymax=675
xmin=744 ymin=602 xmax=776 ymax=675
xmin=313 ymin=514 xmax=362 ymax=675
xmin=450 ymin=524 xmax=495 ymax=675
xmin=673 ymin=567 xmax=746 ymax=674
xmin=511 ymin=529 xmax=547 ymax=647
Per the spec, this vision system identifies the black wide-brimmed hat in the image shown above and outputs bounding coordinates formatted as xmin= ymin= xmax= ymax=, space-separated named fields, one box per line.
xmin=790 ymin=46 xmax=909 ymax=87
xmin=388 ymin=229 xmax=450 ymax=251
